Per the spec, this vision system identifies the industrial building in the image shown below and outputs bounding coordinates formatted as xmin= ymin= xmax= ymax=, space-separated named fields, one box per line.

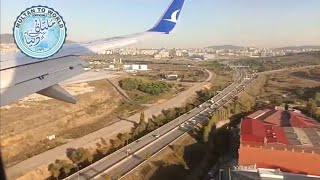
xmin=238 ymin=108 xmax=320 ymax=176
xmin=122 ymin=64 xmax=149 ymax=72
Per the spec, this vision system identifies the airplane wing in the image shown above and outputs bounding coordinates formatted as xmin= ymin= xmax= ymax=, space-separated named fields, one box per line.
xmin=0 ymin=0 xmax=186 ymax=106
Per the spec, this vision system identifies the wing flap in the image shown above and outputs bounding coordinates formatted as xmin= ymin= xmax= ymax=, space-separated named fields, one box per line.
xmin=0 ymin=61 xmax=85 ymax=106
xmin=37 ymin=84 xmax=77 ymax=104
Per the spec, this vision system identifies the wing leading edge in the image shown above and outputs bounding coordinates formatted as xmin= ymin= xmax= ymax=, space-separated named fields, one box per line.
xmin=0 ymin=0 xmax=186 ymax=106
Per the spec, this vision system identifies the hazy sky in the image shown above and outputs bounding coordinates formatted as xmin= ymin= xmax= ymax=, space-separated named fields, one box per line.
xmin=1 ymin=0 xmax=320 ymax=48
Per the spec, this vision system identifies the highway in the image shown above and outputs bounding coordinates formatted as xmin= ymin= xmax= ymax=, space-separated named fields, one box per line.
xmin=64 ymin=68 xmax=254 ymax=180
xmin=6 ymin=70 xmax=213 ymax=180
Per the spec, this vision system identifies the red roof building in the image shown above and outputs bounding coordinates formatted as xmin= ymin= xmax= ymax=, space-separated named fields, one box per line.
xmin=239 ymin=109 xmax=320 ymax=176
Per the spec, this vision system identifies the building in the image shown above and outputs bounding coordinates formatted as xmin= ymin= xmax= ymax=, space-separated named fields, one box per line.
xmin=154 ymin=50 xmax=171 ymax=59
xmin=122 ymin=64 xmax=148 ymax=71
xmin=139 ymin=64 xmax=148 ymax=71
xmin=131 ymin=64 xmax=140 ymax=70
xmin=123 ymin=64 xmax=131 ymax=70
xmin=108 ymin=65 xmax=115 ymax=70
xmin=239 ymin=108 xmax=320 ymax=176
xmin=165 ymin=74 xmax=178 ymax=80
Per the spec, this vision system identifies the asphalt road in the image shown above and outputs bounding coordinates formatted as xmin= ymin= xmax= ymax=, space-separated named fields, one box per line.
xmin=6 ymin=70 xmax=213 ymax=179
xmin=64 ymin=68 xmax=253 ymax=180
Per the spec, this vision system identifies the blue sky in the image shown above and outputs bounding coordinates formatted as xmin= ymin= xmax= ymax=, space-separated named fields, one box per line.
xmin=1 ymin=0 xmax=320 ymax=48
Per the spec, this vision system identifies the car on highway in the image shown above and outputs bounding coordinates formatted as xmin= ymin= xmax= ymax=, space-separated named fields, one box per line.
xmin=189 ymin=119 xmax=196 ymax=124
xmin=153 ymin=134 xmax=160 ymax=138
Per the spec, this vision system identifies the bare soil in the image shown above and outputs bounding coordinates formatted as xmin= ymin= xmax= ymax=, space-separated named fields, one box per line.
xmin=0 ymin=80 xmax=122 ymax=167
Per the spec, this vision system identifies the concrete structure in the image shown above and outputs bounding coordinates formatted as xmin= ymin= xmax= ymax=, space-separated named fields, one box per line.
xmin=239 ymin=109 xmax=320 ymax=176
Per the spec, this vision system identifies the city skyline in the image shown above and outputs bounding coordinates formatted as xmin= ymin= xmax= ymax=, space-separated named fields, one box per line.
xmin=1 ymin=0 xmax=320 ymax=48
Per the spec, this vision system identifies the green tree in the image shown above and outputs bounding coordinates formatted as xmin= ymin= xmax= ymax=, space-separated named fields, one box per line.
xmin=315 ymin=92 xmax=320 ymax=105
xmin=185 ymin=103 xmax=194 ymax=112
xmin=175 ymin=107 xmax=186 ymax=117
xmin=100 ymin=137 xmax=108 ymax=146
xmin=69 ymin=148 xmax=93 ymax=166
xmin=59 ymin=160 xmax=76 ymax=176
xmin=133 ymin=113 xmax=147 ymax=138
xmin=48 ymin=160 xmax=63 ymax=180
xmin=295 ymin=88 xmax=304 ymax=97
xmin=140 ymin=112 xmax=145 ymax=122
xmin=306 ymin=99 xmax=317 ymax=118
xmin=285 ymin=103 xmax=289 ymax=111
xmin=233 ymin=97 xmax=241 ymax=114
xmin=203 ymin=123 xmax=211 ymax=142
xmin=270 ymin=95 xmax=283 ymax=106
xmin=146 ymin=118 xmax=156 ymax=132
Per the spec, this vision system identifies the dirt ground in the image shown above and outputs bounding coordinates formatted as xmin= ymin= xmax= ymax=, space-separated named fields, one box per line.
xmin=0 ymin=80 xmax=122 ymax=167
xmin=261 ymin=67 xmax=320 ymax=98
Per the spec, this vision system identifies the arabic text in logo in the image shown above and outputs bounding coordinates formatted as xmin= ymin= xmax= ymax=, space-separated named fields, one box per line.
xmin=13 ymin=6 xmax=66 ymax=59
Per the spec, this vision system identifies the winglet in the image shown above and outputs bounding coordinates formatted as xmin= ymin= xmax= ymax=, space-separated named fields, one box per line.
xmin=148 ymin=0 xmax=186 ymax=33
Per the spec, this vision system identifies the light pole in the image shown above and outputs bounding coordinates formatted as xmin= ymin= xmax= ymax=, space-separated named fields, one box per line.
xmin=126 ymin=148 xmax=131 ymax=158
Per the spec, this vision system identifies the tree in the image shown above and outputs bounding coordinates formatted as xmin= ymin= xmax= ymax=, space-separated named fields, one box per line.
xmin=69 ymin=148 xmax=93 ymax=167
xmin=161 ymin=108 xmax=176 ymax=122
xmin=175 ymin=107 xmax=186 ymax=117
xmin=100 ymin=137 xmax=108 ymax=146
xmin=133 ymin=113 xmax=147 ymax=138
xmin=233 ymin=97 xmax=241 ymax=114
xmin=203 ymin=123 xmax=211 ymax=142
xmin=59 ymin=160 xmax=76 ymax=176
xmin=140 ymin=112 xmax=145 ymax=122
xmin=315 ymin=92 xmax=320 ymax=105
xmin=185 ymin=103 xmax=194 ymax=112
xmin=146 ymin=118 xmax=156 ymax=132
xmin=48 ymin=160 xmax=63 ymax=179
xmin=306 ymin=99 xmax=317 ymax=118
xmin=270 ymin=95 xmax=283 ymax=106
xmin=295 ymin=88 xmax=304 ymax=97
xmin=285 ymin=103 xmax=289 ymax=111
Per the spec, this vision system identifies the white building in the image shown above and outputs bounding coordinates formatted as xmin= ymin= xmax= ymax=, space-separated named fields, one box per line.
xmin=131 ymin=64 xmax=140 ymax=70
xmin=139 ymin=64 xmax=148 ymax=71
xmin=154 ymin=50 xmax=170 ymax=59
xmin=109 ymin=65 xmax=115 ymax=69
xmin=123 ymin=64 xmax=131 ymax=70
xmin=176 ymin=50 xmax=183 ymax=57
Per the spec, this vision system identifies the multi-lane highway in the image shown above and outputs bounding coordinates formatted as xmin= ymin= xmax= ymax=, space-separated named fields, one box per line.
xmin=65 ymin=68 xmax=254 ymax=180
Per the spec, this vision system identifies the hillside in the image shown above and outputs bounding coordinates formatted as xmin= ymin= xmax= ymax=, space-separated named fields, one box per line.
xmin=273 ymin=46 xmax=320 ymax=51
xmin=207 ymin=45 xmax=244 ymax=50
